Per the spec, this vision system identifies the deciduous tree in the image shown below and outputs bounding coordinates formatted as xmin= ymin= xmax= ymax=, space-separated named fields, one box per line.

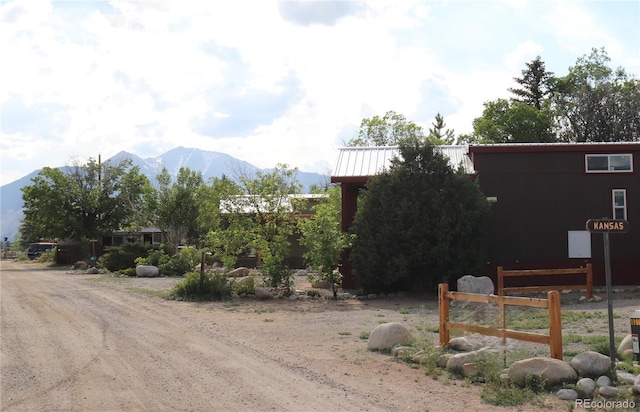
xmin=20 ymin=158 xmax=148 ymax=243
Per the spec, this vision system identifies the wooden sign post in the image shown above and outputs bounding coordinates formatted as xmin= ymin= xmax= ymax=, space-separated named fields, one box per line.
xmin=586 ymin=218 xmax=630 ymax=380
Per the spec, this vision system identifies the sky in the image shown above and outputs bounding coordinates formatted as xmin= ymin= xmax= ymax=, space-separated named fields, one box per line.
xmin=1 ymin=0 xmax=639 ymax=186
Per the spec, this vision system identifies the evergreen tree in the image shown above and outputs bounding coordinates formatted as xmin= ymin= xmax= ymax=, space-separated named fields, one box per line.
xmin=428 ymin=113 xmax=455 ymax=145
xmin=349 ymin=141 xmax=490 ymax=293
xmin=509 ymin=56 xmax=555 ymax=109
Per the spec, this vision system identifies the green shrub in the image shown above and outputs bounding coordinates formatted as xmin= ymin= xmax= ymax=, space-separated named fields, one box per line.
xmin=170 ymin=271 xmax=232 ymax=301
xmin=233 ymin=276 xmax=255 ymax=295
xmin=99 ymin=242 xmax=151 ymax=272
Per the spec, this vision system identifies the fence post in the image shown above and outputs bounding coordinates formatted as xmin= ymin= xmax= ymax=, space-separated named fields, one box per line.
xmin=548 ymin=290 xmax=563 ymax=360
xmin=497 ymin=266 xmax=504 ymax=296
xmin=438 ymin=283 xmax=450 ymax=347
xmin=586 ymin=263 xmax=594 ymax=299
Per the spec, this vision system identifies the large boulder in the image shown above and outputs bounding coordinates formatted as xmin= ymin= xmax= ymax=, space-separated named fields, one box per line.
xmin=135 ymin=265 xmax=159 ymax=277
xmin=367 ymin=322 xmax=412 ymax=352
xmin=457 ymin=275 xmax=494 ymax=295
xmin=570 ymin=351 xmax=611 ymax=378
xmin=508 ymin=357 xmax=577 ymax=387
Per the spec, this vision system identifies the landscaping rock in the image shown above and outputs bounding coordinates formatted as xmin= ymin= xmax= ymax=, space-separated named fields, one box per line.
xmin=557 ymin=389 xmax=578 ymax=401
xmin=448 ymin=333 xmax=497 ymax=352
xmin=254 ymin=287 xmax=274 ymax=300
xmin=85 ymin=267 xmax=99 ymax=274
xmin=619 ymin=334 xmax=633 ymax=353
xmin=634 ymin=374 xmax=640 ymax=394
xmin=596 ymin=375 xmax=611 ymax=387
xmin=508 ymin=357 xmax=577 ymax=387
xmin=576 ymin=377 xmax=596 ymax=397
xmin=227 ymin=267 xmax=250 ymax=277
xmin=446 ymin=347 xmax=497 ymax=374
xmin=72 ymin=261 xmax=88 ymax=270
xmin=135 ymin=265 xmax=159 ymax=277
xmin=457 ymin=275 xmax=494 ymax=295
xmin=598 ymin=385 xmax=619 ymax=397
xmin=571 ymin=351 xmax=611 ymax=377
xmin=616 ymin=370 xmax=637 ymax=385
xmin=367 ymin=322 xmax=412 ymax=352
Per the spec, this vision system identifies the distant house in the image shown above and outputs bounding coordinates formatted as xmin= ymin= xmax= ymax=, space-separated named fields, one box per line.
xmin=331 ymin=143 xmax=639 ymax=289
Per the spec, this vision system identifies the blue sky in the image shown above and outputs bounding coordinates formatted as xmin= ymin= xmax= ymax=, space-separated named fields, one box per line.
xmin=1 ymin=0 xmax=639 ymax=186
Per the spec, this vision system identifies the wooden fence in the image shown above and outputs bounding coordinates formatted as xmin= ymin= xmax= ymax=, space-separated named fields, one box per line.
xmin=438 ymin=283 xmax=563 ymax=360
xmin=497 ymin=264 xmax=593 ymax=299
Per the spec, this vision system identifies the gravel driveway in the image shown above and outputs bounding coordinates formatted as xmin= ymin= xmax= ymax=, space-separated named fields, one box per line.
xmin=4 ymin=260 xmax=626 ymax=411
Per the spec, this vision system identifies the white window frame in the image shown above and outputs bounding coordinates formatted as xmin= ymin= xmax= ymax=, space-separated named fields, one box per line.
xmin=585 ymin=154 xmax=633 ymax=173
xmin=612 ymin=189 xmax=627 ymax=220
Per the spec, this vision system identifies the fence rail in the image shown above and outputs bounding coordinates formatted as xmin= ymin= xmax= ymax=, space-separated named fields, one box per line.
xmin=497 ymin=264 xmax=593 ymax=299
xmin=438 ymin=283 xmax=563 ymax=360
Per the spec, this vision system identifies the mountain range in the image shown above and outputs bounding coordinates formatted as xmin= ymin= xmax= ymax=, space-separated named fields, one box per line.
xmin=0 ymin=146 xmax=328 ymax=242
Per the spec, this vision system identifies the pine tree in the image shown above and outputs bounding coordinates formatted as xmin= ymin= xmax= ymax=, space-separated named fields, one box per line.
xmin=428 ymin=112 xmax=455 ymax=144
xmin=509 ymin=56 xmax=554 ymax=109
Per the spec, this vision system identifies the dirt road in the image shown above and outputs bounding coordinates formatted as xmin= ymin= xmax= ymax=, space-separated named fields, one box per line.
xmin=1 ymin=260 xmax=569 ymax=411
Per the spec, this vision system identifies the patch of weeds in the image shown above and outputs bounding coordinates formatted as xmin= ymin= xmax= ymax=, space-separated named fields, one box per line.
xmin=378 ymin=320 xmax=389 ymax=324
xmin=88 ymin=275 xmax=129 ymax=283
xmin=338 ymin=331 xmax=352 ymax=336
xmin=126 ymin=287 xmax=170 ymax=299
xmin=480 ymin=379 xmax=542 ymax=407
xmin=306 ymin=289 xmax=321 ymax=298
xmin=375 ymin=313 xmax=386 ymax=317
xmin=399 ymin=308 xmax=411 ymax=314
xmin=255 ymin=307 xmax=276 ymax=314
xmin=353 ymin=357 xmax=366 ymax=365
xmin=263 ymin=318 xmax=274 ymax=322
xmin=359 ymin=331 xmax=370 ymax=340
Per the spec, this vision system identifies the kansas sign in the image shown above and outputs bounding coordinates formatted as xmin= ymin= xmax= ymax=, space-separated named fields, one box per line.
xmin=586 ymin=219 xmax=630 ymax=233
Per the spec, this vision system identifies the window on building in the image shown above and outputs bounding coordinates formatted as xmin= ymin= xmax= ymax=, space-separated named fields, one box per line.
xmin=612 ymin=189 xmax=627 ymax=220
xmin=586 ymin=154 xmax=633 ymax=173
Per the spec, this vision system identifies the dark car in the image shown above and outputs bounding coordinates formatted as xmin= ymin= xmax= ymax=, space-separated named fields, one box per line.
xmin=26 ymin=242 xmax=56 ymax=260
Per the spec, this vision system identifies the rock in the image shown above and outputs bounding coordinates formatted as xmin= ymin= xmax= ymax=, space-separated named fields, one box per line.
xmin=446 ymin=347 xmax=497 ymax=374
xmin=598 ymin=386 xmax=619 ymax=397
xmin=72 ymin=261 xmax=88 ymax=270
xmin=589 ymin=295 xmax=603 ymax=302
xmin=393 ymin=346 xmax=411 ymax=358
xmin=136 ymin=265 xmax=159 ymax=277
xmin=463 ymin=363 xmax=482 ymax=378
xmin=437 ymin=353 xmax=452 ymax=368
xmin=227 ymin=267 xmax=250 ymax=277
xmin=596 ymin=375 xmax=611 ymax=387
xmin=85 ymin=267 xmax=99 ymax=274
xmin=576 ymin=377 xmax=596 ymax=397
xmin=619 ymin=334 xmax=633 ymax=353
xmin=571 ymin=351 xmax=612 ymax=377
xmin=622 ymin=348 xmax=636 ymax=361
xmin=557 ymin=389 xmax=578 ymax=400
xmin=634 ymin=374 xmax=640 ymax=394
xmin=367 ymin=322 xmax=412 ymax=352
xmin=288 ymin=294 xmax=298 ymax=301
xmin=616 ymin=370 xmax=637 ymax=385
xmin=449 ymin=335 xmax=484 ymax=352
xmin=457 ymin=275 xmax=494 ymax=295
xmin=508 ymin=357 xmax=577 ymax=387
xmin=254 ymin=288 xmax=274 ymax=300
xmin=295 ymin=269 xmax=307 ymax=277
xmin=367 ymin=293 xmax=378 ymax=300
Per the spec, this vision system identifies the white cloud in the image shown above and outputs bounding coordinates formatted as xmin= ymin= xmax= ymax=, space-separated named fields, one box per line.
xmin=1 ymin=0 xmax=638 ymax=186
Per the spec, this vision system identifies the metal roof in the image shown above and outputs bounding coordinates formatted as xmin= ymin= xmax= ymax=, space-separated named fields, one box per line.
xmin=332 ymin=145 xmax=474 ymax=178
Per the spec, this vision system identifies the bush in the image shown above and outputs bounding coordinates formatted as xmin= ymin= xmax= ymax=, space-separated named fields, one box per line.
xmin=233 ymin=276 xmax=256 ymax=295
xmin=99 ymin=242 xmax=151 ymax=272
xmin=135 ymin=245 xmax=201 ymax=277
xmin=170 ymin=271 xmax=232 ymax=301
